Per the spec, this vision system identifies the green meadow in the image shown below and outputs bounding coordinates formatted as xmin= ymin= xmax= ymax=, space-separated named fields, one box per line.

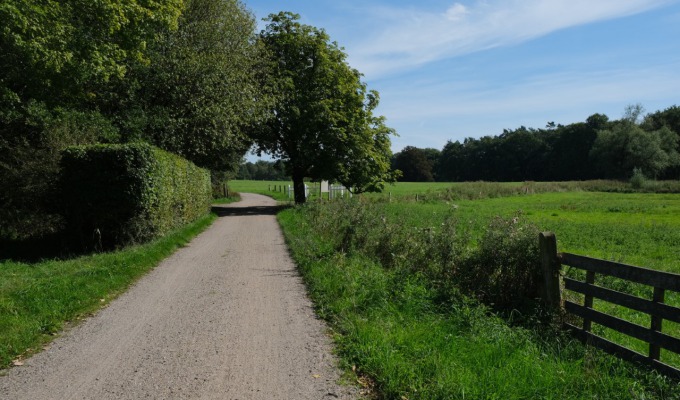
xmin=230 ymin=179 xmax=680 ymax=272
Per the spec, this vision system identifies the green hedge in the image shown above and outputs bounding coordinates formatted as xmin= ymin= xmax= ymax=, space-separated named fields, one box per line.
xmin=61 ymin=143 xmax=211 ymax=249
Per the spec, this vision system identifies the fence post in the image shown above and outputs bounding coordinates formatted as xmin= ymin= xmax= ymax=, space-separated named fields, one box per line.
xmin=649 ymin=287 xmax=665 ymax=361
xmin=539 ymin=232 xmax=562 ymax=310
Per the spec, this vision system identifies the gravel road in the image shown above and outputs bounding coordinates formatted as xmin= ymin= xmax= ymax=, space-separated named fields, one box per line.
xmin=0 ymin=193 xmax=357 ymax=399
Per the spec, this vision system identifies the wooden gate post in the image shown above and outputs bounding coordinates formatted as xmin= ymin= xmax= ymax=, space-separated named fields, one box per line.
xmin=539 ymin=232 xmax=562 ymax=310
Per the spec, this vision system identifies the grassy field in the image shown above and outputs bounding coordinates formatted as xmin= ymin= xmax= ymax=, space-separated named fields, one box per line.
xmin=228 ymin=180 xmax=293 ymax=202
xmin=269 ymin=180 xmax=680 ymax=398
xmin=230 ymin=180 xmax=680 ymax=270
xmin=279 ymin=205 xmax=679 ymax=399
xmin=378 ymin=191 xmax=680 ymax=368
xmin=0 ymin=213 xmax=216 ymax=369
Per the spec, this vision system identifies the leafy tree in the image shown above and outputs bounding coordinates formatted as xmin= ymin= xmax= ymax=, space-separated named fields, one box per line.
xmin=643 ymin=105 xmax=680 ymax=135
xmin=0 ymin=0 xmax=183 ymax=239
xmin=0 ymin=0 xmax=183 ymax=110
xmin=643 ymin=105 xmax=680 ymax=179
xmin=254 ymin=12 xmax=396 ymax=203
xmin=590 ymin=122 xmax=680 ymax=179
xmin=436 ymin=140 xmax=465 ymax=181
xmin=586 ymin=113 xmax=610 ymax=131
xmin=393 ymin=146 xmax=436 ymax=182
xmin=121 ymin=0 xmax=267 ymax=173
xmin=237 ymin=160 xmax=288 ymax=181
xmin=495 ymin=127 xmax=548 ymax=181
xmin=542 ymin=120 xmax=599 ymax=181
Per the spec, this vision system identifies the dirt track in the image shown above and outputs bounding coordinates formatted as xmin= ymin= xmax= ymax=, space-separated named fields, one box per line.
xmin=0 ymin=193 xmax=356 ymax=399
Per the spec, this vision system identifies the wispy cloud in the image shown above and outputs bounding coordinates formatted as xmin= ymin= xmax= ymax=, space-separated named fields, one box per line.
xmin=350 ymin=0 xmax=673 ymax=78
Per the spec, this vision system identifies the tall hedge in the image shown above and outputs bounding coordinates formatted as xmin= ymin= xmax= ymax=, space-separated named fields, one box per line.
xmin=61 ymin=143 xmax=211 ymax=249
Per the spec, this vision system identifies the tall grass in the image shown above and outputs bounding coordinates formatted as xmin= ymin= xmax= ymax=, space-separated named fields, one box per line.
xmin=0 ymin=213 xmax=216 ymax=368
xmin=279 ymin=204 xmax=678 ymax=399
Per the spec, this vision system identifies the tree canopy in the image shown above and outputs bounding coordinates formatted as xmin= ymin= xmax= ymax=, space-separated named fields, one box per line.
xmin=254 ymin=12 xmax=396 ymax=203
xmin=392 ymin=146 xmax=438 ymax=182
xmin=413 ymin=105 xmax=680 ymax=183
xmin=121 ymin=0 xmax=269 ymax=172
xmin=0 ymin=0 xmax=267 ymax=238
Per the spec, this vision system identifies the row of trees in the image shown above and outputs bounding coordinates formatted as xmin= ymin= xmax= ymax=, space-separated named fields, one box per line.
xmin=1 ymin=3 xmax=396 ymax=239
xmin=393 ymin=105 xmax=680 ymax=182
xmin=237 ymin=160 xmax=288 ymax=181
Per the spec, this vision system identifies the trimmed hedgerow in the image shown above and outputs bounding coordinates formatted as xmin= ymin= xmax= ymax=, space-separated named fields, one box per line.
xmin=60 ymin=143 xmax=211 ymax=249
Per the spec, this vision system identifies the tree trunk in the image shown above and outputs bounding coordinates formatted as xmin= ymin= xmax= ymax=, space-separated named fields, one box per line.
xmin=292 ymin=173 xmax=306 ymax=204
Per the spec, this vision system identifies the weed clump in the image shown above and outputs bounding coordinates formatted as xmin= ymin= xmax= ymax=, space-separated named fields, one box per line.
xmin=302 ymin=200 xmax=542 ymax=313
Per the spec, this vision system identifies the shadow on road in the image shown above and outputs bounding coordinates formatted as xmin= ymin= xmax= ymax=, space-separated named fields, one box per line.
xmin=211 ymin=205 xmax=288 ymax=217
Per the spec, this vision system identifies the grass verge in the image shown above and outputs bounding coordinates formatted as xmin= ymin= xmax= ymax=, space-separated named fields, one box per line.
xmin=278 ymin=205 xmax=679 ymax=399
xmin=213 ymin=192 xmax=241 ymax=204
xmin=0 ymin=213 xmax=216 ymax=368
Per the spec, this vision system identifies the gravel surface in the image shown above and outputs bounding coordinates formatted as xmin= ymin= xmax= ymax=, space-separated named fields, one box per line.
xmin=0 ymin=193 xmax=357 ymax=399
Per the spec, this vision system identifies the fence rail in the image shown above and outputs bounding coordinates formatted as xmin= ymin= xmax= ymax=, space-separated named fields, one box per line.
xmin=539 ymin=232 xmax=680 ymax=379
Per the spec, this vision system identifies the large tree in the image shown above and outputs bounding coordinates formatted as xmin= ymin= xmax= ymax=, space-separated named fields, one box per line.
xmin=254 ymin=12 xmax=396 ymax=204
xmin=590 ymin=122 xmax=680 ymax=179
xmin=0 ymin=0 xmax=183 ymax=239
xmin=115 ymin=0 xmax=267 ymax=173
xmin=393 ymin=146 xmax=436 ymax=182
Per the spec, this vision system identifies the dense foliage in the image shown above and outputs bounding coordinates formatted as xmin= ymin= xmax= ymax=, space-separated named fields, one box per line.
xmin=254 ymin=12 xmax=397 ymax=203
xmin=61 ymin=143 xmax=211 ymax=249
xmin=118 ymin=0 xmax=269 ymax=172
xmin=392 ymin=146 xmax=439 ymax=182
xmin=237 ymin=160 xmax=289 ymax=181
xmin=0 ymin=0 xmax=269 ymax=239
xmin=394 ymin=106 xmax=680 ymax=182
xmin=298 ymin=200 xmax=542 ymax=311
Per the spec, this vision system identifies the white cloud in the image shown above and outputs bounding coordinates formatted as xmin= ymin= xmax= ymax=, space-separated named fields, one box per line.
xmin=445 ymin=3 xmax=469 ymax=21
xmin=351 ymin=0 xmax=673 ymax=78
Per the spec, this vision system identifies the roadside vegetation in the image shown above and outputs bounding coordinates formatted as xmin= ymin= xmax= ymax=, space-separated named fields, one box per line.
xmin=277 ymin=181 xmax=680 ymax=398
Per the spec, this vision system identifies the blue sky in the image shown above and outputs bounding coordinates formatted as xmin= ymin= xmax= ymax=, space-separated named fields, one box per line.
xmin=245 ymin=0 xmax=680 ymax=154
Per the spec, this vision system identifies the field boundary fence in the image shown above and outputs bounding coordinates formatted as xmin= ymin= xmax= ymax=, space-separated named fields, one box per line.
xmin=539 ymin=232 xmax=680 ymax=379
xmin=267 ymin=182 xmax=351 ymax=200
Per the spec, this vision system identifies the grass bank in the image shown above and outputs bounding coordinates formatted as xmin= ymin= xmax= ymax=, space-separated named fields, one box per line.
xmin=0 ymin=213 xmax=216 ymax=368
xmin=278 ymin=199 xmax=679 ymax=399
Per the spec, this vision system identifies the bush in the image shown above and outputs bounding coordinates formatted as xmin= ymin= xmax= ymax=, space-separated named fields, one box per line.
xmin=459 ymin=214 xmax=541 ymax=309
xmin=630 ymin=167 xmax=648 ymax=189
xmin=301 ymin=200 xmax=541 ymax=312
xmin=0 ymin=104 xmax=119 ymax=240
xmin=60 ymin=143 xmax=211 ymax=249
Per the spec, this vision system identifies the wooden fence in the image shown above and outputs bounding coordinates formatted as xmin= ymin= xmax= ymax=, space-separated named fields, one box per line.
xmin=539 ymin=232 xmax=680 ymax=379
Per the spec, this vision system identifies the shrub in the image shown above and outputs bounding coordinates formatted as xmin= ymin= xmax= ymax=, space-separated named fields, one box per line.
xmin=630 ymin=167 xmax=648 ymax=189
xmin=60 ymin=143 xmax=211 ymax=249
xmin=458 ymin=214 xmax=541 ymax=310
xmin=301 ymin=200 xmax=541 ymax=312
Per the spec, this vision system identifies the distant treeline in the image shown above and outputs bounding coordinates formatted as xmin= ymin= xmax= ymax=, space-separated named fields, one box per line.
xmin=393 ymin=105 xmax=680 ymax=182
xmin=236 ymin=160 xmax=288 ymax=181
